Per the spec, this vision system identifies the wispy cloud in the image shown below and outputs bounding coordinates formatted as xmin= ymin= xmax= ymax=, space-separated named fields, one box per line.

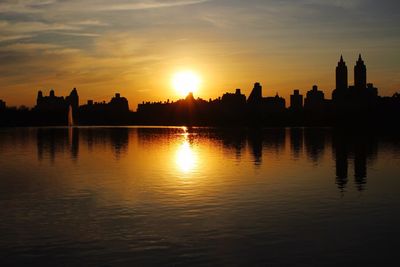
xmin=0 ymin=0 xmax=57 ymax=14
xmin=0 ymin=20 xmax=80 ymax=33
xmin=0 ymin=42 xmax=62 ymax=52
xmin=0 ymin=0 xmax=213 ymax=14
xmin=71 ymin=20 xmax=109 ymax=26
xmin=55 ymin=32 xmax=101 ymax=37
xmin=0 ymin=34 xmax=33 ymax=43
xmin=303 ymin=0 xmax=362 ymax=9
xmin=95 ymin=0 xmax=212 ymax=11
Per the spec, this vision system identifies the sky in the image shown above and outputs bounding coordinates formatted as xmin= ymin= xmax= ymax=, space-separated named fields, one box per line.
xmin=0 ymin=0 xmax=399 ymax=109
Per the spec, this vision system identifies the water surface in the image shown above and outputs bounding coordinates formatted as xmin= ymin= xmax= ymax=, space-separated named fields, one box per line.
xmin=0 ymin=127 xmax=399 ymax=266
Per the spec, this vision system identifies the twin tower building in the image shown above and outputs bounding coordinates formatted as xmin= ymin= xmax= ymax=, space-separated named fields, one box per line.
xmin=289 ymin=54 xmax=379 ymax=111
xmin=332 ymin=54 xmax=378 ymax=108
xmin=335 ymin=54 xmax=366 ymax=91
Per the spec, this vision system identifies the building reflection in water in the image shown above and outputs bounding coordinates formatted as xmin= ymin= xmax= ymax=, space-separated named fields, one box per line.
xmin=332 ymin=130 xmax=377 ymax=192
xmin=304 ymin=128 xmax=327 ymax=164
xmin=219 ymin=129 xmax=246 ymax=162
xmin=37 ymin=128 xmax=79 ymax=163
xmin=246 ymin=128 xmax=286 ymax=167
xmin=248 ymin=130 xmax=263 ymax=166
xmin=108 ymin=128 xmax=129 ymax=159
xmin=33 ymin=127 xmax=382 ymax=192
xmin=289 ymin=128 xmax=378 ymax=192
xmin=69 ymin=127 xmax=79 ymax=160
xmin=290 ymin=128 xmax=304 ymax=159
xmin=36 ymin=127 xmax=129 ymax=162
xmin=333 ymin=135 xmax=348 ymax=192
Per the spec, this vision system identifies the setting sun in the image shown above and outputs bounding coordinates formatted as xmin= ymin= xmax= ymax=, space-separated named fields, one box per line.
xmin=172 ymin=71 xmax=201 ymax=97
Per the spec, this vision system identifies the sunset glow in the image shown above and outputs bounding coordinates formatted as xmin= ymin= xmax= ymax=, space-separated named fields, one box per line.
xmin=0 ymin=1 xmax=398 ymax=108
xmin=1 ymin=0 xmax=400 ymax=265
xmin=172 ymin=71 xmax=201 ymax=97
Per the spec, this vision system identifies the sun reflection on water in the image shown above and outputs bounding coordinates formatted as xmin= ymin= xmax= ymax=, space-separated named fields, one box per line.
xmin=176 ymin=133 xmax=197 ymax=173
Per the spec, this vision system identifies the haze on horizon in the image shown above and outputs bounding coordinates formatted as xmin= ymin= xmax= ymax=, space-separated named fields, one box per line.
xmin=0 ymin=0 xmax=399 ymax=108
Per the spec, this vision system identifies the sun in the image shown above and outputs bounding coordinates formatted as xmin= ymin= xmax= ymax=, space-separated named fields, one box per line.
xmin=172 ymin=70 xmax=201 ymax=97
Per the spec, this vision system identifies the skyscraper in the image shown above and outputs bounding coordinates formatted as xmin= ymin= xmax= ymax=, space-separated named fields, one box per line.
xmin=0 ymin=99 xmax=5 ymax=110
xmin=290 ymin=89 xmax=303 ymax=110
xmin=354 ymin=54 xmax=367 ymax=90
xmin=247 ymin=82 xmax=262 ymax=104
xmin=66 ymin=88 xmax=79 ymax=111
xmin=336 ymin=55 xmax=348 ymax=90
xmin=304 ymin=85 xmax=325 ymax=110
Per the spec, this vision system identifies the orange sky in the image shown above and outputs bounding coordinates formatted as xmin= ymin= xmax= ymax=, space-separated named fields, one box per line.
xmin=0 ymin=0 xmax=399 ymax=110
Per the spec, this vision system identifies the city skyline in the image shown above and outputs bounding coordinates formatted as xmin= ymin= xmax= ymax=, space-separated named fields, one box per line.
xmin=1 ymin=0 xmax=399 ymax=107
xmin=2 ymin=53 xmax=399 ymax=127
xmin=1 ymin=54 xmax=399 ymax=109
xmin=2 ymin=2 xmax=400 ymax=266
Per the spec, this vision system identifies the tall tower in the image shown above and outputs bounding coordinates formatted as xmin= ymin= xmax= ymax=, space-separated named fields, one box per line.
xmin=354 ymin=54 xmax=367 ymax=90
xmin=248 ymin=82 xmax=262 ymax=104
xmin=68 ymin=88 xmax=79 ymax=111
xmin=37 ymin=90 xmax=43 ymax=106
xmin=290 ymin=89 xmax=303 ymax=110
xmin=336 ymin=55 xmax=348 ymax=90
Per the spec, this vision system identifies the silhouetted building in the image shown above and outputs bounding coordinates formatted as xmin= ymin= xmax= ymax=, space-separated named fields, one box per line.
xmin=80 ymin=93 xmax=129 ymax=113
xmin=36 ymin=89 xmax=64 ymax=111
xmin=336 ymin=55 xmax=348 ymax=90
xmin=332 ymin=55 xmax=348 ymax=104
xmin=366 ymin=83 xmax=378 ymax=97
xmin=246 ymin=82 xmax=285 ymax=113
xmin=78 ymin=93 xmax=131 ymax=125
xmin=290 ymin=89 xmax=303 ymax=110
xmin=66 ymin=88 xmax=79 ymax=111
xmin=247 ymin=82 xmax=263 ymax=104
xmin=221 ymin=89 xmax=247 ymax=122
xmin=185 ymin=92 xmax=195 ymax=102
xmin=332 ymin=55 xmax=378 ymax=112
xmin=304 ymin=85 xmax=325 ymax=110
xmin=354 ymin=54 xmax=367 ymax=90
xmin=0 ymin=99 xmax=5 ymax=110
xmin=109 ymin=93 xmax=129 ymax=112
xmin=35 ymin=88 xmax=79 ymax=112
xmin=263 ymin=93 xmax=286 ymax=112
xmin=4 ymin=53 xmax=399 ymax=127
xmin=222 ymin=89 xmax=246 ymax=106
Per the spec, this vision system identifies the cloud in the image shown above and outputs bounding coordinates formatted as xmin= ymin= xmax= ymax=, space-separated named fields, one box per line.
xmin=71 ymin=20 xmax=109 ymax=26
xmin=301 ymin=0 xmax=362 ymax=8
xmin=55 ymin=32 xmax=101 ymax=37
xmin=0 ymin=20 xmax=80 ymax=34
xmin=0 ymin=34 xmax=33 ymax=43
xmin=95 ymin=0 xmax=212 ymax=11
xmin=0 ymin=42 xmax=81 ymax=56
xmin=0 ymin=0 xmax=213 ymax=14
xmin=0 ymin=42 xmax=62 ymax=52
xmin=0 ymin=20 xmax=101 ymax=44
xmin=0 ymin=0 xmax=57 ymax=14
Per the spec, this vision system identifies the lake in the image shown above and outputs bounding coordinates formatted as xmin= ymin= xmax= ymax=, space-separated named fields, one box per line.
xmin=0 ymin=127 xmax=399 ymax=266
